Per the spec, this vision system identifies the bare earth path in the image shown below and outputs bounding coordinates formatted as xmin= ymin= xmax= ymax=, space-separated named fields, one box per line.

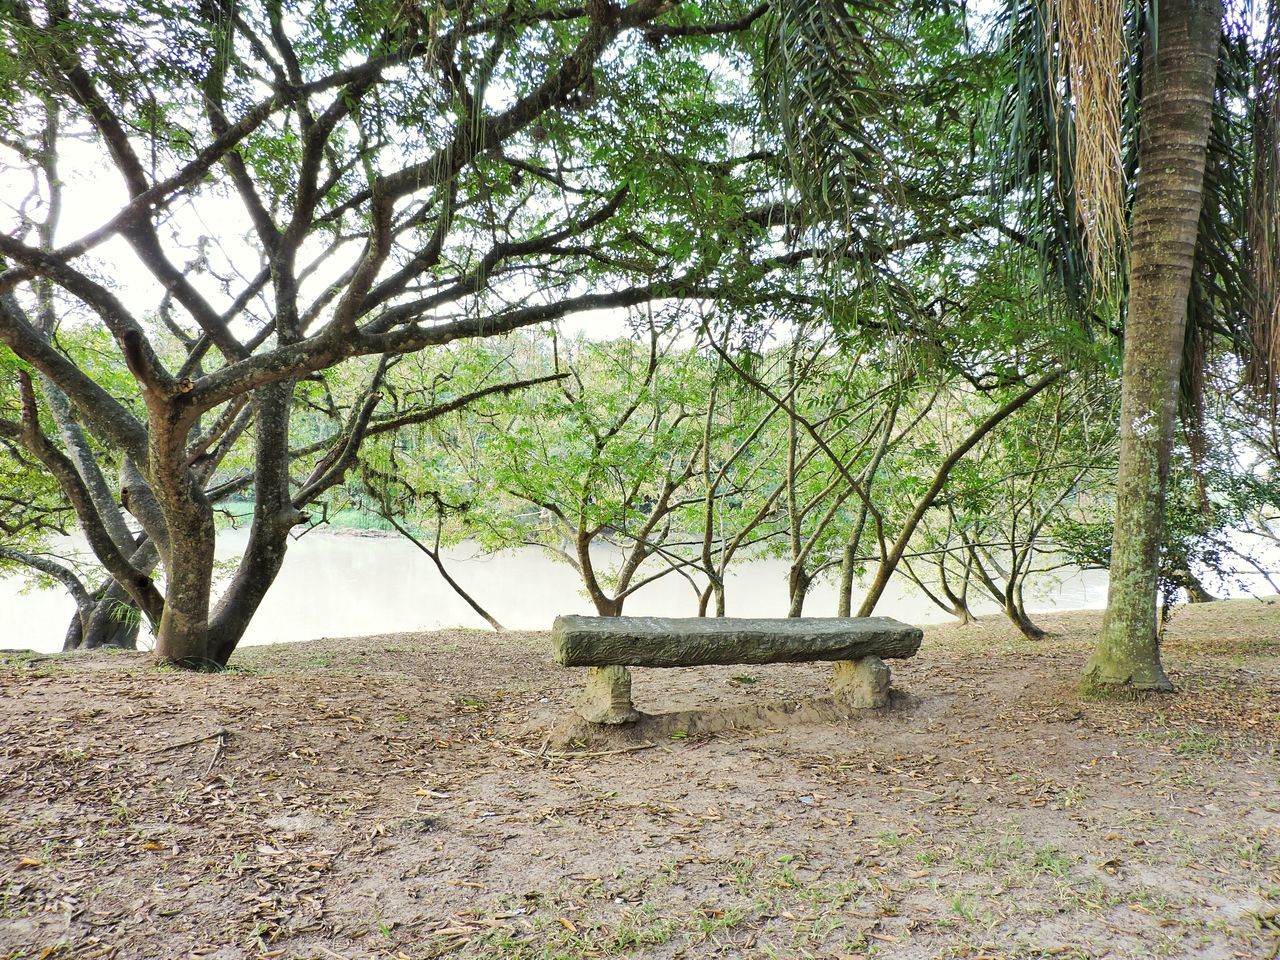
xmin=1 ymin=600 xmax=1277 ymax=960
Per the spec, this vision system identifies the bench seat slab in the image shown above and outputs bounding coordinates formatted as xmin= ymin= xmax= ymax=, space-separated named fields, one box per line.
xmin=552 ymin=615 xmax=922 ymax=668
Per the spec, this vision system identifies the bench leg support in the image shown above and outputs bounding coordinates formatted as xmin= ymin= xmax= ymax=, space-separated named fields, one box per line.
xmin=831 ymin=656 xmax=891 ymax=708
xmin=580 ymin=666 xmax=640 ymax=724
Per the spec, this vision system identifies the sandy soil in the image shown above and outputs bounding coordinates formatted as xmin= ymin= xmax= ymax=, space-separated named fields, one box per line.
xmin=1 ymin=599 xmax=1278 ymax=960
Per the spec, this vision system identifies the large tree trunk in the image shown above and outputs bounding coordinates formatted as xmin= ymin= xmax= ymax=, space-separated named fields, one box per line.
xmin=151 ymin=415 xmax=219 ymax=667
xmin=1085 ymin=0 xmax=1223 ymax=693
xmin=83 ymin=589 xmax=142 ymax=649
xmin=63 ymin=542 xmax=161 ymax=651
xmin=208 ymin=382 xmax=303 ymax=666
xmin=153 ymin=501 xmax=217 ymax=667
xmin=64 ymin=583 xmax=141 ymax=650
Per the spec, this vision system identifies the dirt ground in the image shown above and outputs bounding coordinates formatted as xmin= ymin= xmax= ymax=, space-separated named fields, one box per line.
xmin=1 ymin=599 xmax=1278 ymax=960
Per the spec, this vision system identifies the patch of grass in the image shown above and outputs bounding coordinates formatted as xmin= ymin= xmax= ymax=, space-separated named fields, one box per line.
xmin=1156 ymin=765 xmax=1205 ymax=787
xmin=955 ymin=831 xmax=1027 ymax=873
xmin=0 ymin=651 xmax=49 ymax=669
xmin=691 ymin=903 xmax=748 ymax=938
xmin=1 ymin=882 xmax=30 ymax=919
xmin=466 ymin=906 xmax=677 ymax=958
xmin=1135 ymin=723 xmax=1225 ymax=756
xmin=1033 ymin=846 xmax=1073 ymax=878
xmin=1173 ymin=729 xmax=1222 ymax=755
xmin=1127 ymin=885 xmax=1177 ymax=912
xmin=109 ymin=796 xmax=132 ymax=825
xmin=800 ymin=911 xmax=848 ymax=945
xmin=1232 ymin=838 xmax=1268 ymax=866
xmin=769 ymin=861 xmax=801 ymax=890
xmin=1059 ymin=784 xmax=1088 ymax=807
xmin=726 ymin=858 xmax=755 ymax=896
xmin=950 ymin=893 xmax=978 ymax=921
xmin=876 ymin=830 xmax=913 ymax=852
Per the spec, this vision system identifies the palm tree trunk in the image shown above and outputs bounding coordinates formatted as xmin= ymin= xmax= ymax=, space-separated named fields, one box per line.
xmin=1086 ymin=0 xmax=1223 ymax=692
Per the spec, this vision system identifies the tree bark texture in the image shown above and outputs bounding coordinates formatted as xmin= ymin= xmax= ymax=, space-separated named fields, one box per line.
xmin=1087 ymin=0 xmax=1223 ymax=692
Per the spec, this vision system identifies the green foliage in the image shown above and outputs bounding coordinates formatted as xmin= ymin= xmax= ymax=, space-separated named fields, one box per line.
xmin=905 ymin=375 xmax=1118 ymax=632
xmin=995 ymin=0 xmax=1273 ymax=391
xmin=435 ymin=330 xmax=717 ymax=609
xmin=1053 ymin=399 xmax=1280 ymax=604
xmin=2 ymin=0 xmax=1275 ymax=653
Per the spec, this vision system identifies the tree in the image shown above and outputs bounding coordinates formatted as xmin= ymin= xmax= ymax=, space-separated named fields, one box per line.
xmin=1055 ymin=397 xmax=1280 ymax=617
xmin=999 ymin=0 xmax=1276 ymax=690
xmin=717 ymin=324 xmax=919 ymax=619
xmin=706 ymin=309 xmax=1070 ymax=621
xmin=912 ymin=378 xmax=1118 ymax=640
xmin=1085 ymin=0 xmax=1225 ymax=691
xmin=689 ymin=321 xmax=788 ymax=618
xmin=768 ymin=0 xmax=1274 ymax=686
xmin=0 ymin=0 xmax=781 ymax=667
xmin=348 ymin=342 xmax=570 ymax=633
xmin=447 ymin=328 xmax=715 ymax=617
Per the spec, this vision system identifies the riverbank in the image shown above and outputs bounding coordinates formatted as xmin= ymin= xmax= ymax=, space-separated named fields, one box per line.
xmin=2 ymin=531 xmax=1113 ymax=653
xmin=1 ymin=600 xmax=1277 ymax=959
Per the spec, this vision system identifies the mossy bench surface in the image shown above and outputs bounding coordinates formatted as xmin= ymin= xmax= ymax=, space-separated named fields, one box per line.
xmin=551 ymin=615 xmax=922 ymax=668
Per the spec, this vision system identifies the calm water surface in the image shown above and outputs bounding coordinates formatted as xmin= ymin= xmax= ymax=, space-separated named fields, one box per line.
xmin=0 ymin=529 xmax=1123 ymax=653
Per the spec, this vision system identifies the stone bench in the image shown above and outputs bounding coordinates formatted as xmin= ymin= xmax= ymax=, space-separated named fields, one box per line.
xmin=551 ymin=615 xmax=923 ymax=724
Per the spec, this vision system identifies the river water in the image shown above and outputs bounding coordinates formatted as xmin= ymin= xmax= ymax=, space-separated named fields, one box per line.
xmin=0 ymin=529 xmax=1128 ymax=653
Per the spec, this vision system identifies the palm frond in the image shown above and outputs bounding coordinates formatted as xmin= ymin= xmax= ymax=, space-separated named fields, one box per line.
xmin=1043 ymin=0 xmax=1129 ymax=282
xmin=994 ymin=0 xmax=1144 ymax=310
xmin=757 ymin=0 xmax=907 ymax=235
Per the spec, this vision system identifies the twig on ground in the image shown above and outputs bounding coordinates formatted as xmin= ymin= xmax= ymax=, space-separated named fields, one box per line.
xmin=491 ymin=739 xmax=657 ymax=761
xmin=551 ymin=742 xmax=658 ymax=759
xmin=149 ymin=728 xmax=229 ymax=754
xmin=203 ymin=731 xmax=226 ymax=776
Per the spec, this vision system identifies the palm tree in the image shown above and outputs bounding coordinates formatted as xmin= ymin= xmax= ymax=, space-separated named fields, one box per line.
xmin=1088 ymin=0 xmax=1223 ymax=691
xmin=760 ymin=0 xmax=1278 ymax=693
xmin=1002 ymin=0 xmax=1276 ymax=692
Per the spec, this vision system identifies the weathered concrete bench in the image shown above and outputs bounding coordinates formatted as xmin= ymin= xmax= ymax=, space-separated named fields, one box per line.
xmin=551 ymin=615 xmax=923 ymax=724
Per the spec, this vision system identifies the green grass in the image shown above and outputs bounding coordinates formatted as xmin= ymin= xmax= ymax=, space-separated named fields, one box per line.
xmin=1173 ymin=729 xmax=1222 ymax=755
